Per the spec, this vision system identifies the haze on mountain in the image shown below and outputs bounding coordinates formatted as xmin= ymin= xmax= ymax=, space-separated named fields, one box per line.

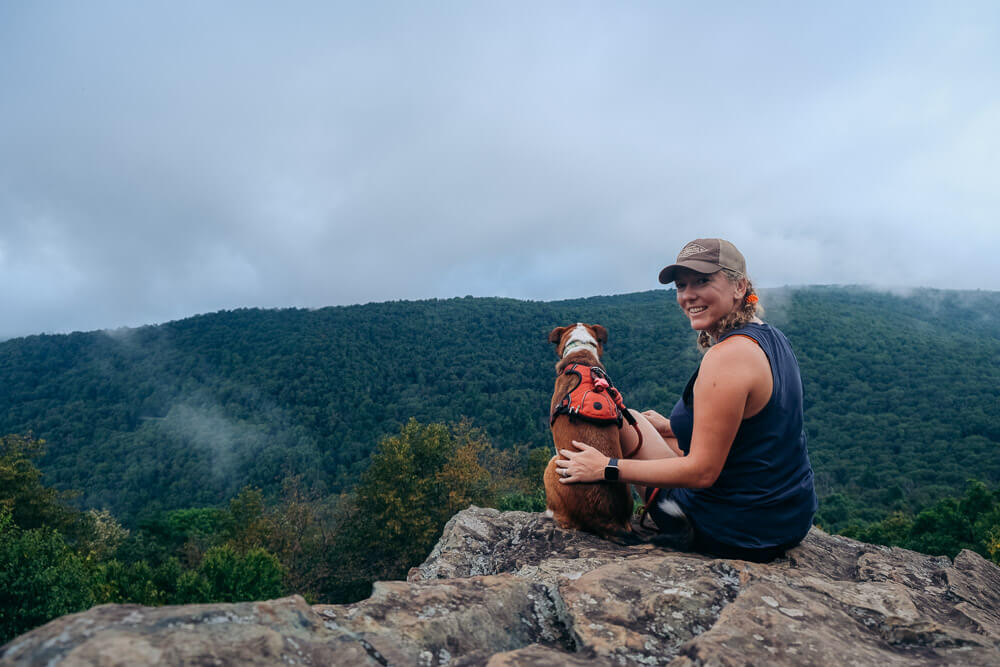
xmin=2 ymin=287 xmax=997 ymax=530
xmin=2 ymin=2 xmax=999 ymax=342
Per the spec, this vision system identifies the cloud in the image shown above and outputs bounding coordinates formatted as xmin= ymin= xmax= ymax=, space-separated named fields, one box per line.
xmin=1 ymin=2 xmax=999 ymax=340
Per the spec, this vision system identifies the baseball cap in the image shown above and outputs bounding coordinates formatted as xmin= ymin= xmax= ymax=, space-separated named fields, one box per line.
xmin=658 ymin=238 xmax=746 ymax=284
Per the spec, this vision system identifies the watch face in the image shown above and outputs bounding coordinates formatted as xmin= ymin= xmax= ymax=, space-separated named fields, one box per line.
xmin=605 ymin=464 xmax=619 ymax=481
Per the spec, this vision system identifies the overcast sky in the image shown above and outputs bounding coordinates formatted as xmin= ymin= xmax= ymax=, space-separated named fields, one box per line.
xmin=1 ymin=2 xmax=998 ymax=340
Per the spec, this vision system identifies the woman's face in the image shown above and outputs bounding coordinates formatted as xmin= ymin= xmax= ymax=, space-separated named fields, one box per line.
xmin=673 ymin=268 xmax=746 ymax=332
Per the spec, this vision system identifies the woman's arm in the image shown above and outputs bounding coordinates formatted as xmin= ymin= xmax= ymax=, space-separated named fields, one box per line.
xmin=557 ymin=337 xmax=768 ymax=488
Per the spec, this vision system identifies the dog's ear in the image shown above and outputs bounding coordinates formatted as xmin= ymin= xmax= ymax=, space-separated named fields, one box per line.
xmin=548 ymin=326 xmax=568 ymax=344
xmin=591 ymin=324 xmax=608 ymax=344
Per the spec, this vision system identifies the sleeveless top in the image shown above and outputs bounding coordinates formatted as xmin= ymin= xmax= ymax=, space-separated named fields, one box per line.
xmin=668 ymin=323 xmax=817 ymax=549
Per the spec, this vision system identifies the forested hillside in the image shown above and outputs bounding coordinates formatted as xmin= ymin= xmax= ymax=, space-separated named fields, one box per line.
xmin=1 ymin=287 xmax=998 ymax=530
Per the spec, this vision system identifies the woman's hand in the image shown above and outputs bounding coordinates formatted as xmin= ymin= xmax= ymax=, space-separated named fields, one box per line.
xmin=642 ymin=409 xmax=674 ymax=438
xmin=555 ymin=442 xmax=610 ymax=483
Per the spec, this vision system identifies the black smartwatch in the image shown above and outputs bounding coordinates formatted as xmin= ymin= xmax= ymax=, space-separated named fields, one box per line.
xmin=604 ymin=457 xmax=620 ymax=481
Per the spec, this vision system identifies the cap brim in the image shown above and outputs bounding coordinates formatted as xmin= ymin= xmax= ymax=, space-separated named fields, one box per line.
xmin=658 ymin=260 xmax=724 ymax=284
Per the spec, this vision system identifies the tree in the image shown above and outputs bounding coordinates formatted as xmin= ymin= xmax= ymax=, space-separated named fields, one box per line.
xmin=0 ymin=508 xmax=95 ymax=643
xmin=357 ymin=419 xmax=495 ymax=570
xmin=842 ymin=480 xmax=1000 ymax=565
xmin=322 ymin=419 xmax=499 ymax=601
xmin=178 ymin=545 xmax=285 ymax=603
xmin=0 ymin=435 xmax=79 ymax=534
xmin=224 ymin=487 xmax=268 ymax=551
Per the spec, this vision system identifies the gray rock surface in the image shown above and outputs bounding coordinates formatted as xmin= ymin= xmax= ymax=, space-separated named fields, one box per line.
xmin=3 ymin=506 xmax=1000 ymax=665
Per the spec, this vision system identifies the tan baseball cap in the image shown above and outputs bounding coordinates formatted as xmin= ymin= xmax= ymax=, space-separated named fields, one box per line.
xmin=658 ymin=238 xmax=746 ymax=284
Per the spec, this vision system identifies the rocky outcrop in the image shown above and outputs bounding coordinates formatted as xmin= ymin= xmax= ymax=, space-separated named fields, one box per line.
xmin=3 ymin=507 xmax=1000 ymax=665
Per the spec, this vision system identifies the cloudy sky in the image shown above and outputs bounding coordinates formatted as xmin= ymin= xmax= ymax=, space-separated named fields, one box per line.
xmin=1 ymin=2 xmax=998 ymax=340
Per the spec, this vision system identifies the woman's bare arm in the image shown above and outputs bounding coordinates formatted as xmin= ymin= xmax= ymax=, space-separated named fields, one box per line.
xmin=557 ymin=337 xmax=768 ymax=487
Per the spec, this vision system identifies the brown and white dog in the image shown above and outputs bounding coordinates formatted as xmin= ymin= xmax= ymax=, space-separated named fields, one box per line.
xmin=544 ymin=322 xmax=633 ymax=538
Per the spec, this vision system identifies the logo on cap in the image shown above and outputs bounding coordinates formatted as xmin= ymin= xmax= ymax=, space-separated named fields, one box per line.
xmin=678 ymin=243 xmax=709 ymax=259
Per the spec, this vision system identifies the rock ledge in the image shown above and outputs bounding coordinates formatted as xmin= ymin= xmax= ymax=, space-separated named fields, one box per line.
xmin=3 ymin=507 xmax=999 ymax=665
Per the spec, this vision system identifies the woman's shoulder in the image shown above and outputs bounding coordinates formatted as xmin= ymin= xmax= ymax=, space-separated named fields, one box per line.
xmin=701 ymin=327 xmax=773 ymax=385
xmin=701 ymin=332 xmax=770 ymax=375
xmin=720 ymin=321 xmax=794 ymax=350
xmin=712 ymin=321 xmax=771 ymax=356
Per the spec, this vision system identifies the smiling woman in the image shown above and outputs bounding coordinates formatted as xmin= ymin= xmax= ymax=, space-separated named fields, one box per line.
xmin=555 ymin=238 xmax=818 ymax=562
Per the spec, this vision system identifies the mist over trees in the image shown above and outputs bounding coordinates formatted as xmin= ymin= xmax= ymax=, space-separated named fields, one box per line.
xmin=2 ymin=287 xmax=999 ymax=641
xmin=2 ymin=287 xmax=997 ymax=527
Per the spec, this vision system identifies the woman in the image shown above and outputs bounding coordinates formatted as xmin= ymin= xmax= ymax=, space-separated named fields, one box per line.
xmin=555 ymin=238 xmax=817 ymax=562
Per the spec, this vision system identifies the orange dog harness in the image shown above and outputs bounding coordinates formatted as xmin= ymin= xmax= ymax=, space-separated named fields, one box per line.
xmin=550 ymin=364 xmax=644 ymax=458
xmin=550 ymin=364 xmax=624 ymax=426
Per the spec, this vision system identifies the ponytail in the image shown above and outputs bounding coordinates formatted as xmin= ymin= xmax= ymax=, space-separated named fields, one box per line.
xmin=697 ymin=270 xmax=763 ymax=351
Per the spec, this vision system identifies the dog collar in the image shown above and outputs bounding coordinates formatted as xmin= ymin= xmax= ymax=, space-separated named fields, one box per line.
xmin=562 ymin=339 xmax=598 ymax=358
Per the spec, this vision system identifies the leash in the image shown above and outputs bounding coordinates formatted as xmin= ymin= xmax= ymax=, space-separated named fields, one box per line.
xmin=596 ymin=375 xmax=644 ymax=459
xmin=638 ymin=488 xmax=660 ymax=529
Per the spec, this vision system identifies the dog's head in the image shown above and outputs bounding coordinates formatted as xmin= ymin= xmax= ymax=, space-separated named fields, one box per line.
xmin=548 ymin=323 xmax=608 ymax=361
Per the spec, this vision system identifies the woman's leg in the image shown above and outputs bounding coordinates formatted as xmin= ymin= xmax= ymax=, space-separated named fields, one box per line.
xmin=622 ymin=411 xmax=695 ymax=545
xmin=620 ymin=409 xmax=679 ymax=500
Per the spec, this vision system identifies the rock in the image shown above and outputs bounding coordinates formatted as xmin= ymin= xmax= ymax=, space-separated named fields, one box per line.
xmin=485 ymin=644 xmax=610 ymax=665
xmin=0 ymin=595 xmax=371 ymax=666
xmin=313 ymin=574 xmax=575 ymax=665
xmin=3 ymin=506 xmax=1000 ymax=666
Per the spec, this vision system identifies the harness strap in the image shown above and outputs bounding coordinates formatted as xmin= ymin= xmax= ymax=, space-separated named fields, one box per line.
xmin=607 ymin=385 xmax=644 ymax=458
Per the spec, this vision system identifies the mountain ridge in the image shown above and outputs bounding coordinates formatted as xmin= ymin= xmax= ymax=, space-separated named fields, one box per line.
xmin=1 ymin=287 xmax=998 ymax=529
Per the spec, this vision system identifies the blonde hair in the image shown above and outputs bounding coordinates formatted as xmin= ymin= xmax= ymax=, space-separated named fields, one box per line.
xmin=697 ymin=269 xmax=764 ymax=350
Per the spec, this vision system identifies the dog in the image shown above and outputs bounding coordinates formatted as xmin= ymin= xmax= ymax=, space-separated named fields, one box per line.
xmin=543 ymin=322 xmax=634 ymax=538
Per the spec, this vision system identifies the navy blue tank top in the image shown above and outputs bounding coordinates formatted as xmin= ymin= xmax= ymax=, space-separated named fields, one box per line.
xmin=669 ymin=323 xmax=817 ymax=549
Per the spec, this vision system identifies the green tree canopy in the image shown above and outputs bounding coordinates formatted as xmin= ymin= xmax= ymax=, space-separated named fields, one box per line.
xmin=0 ymin=435 xmax=79 ymax=534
